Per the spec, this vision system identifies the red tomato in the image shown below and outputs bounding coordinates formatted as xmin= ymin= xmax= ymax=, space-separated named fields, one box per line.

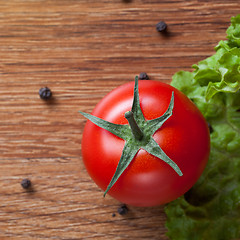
xmin=81 ymin=80 xmax=210 ymax=207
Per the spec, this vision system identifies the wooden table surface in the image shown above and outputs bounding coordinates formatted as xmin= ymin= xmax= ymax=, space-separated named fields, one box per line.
xmin=0 ymin=1 xmax=239 ymax=239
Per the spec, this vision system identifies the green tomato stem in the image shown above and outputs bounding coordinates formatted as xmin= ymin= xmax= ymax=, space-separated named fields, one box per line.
xmin=125 ymin=111 xmax=143 ymax=141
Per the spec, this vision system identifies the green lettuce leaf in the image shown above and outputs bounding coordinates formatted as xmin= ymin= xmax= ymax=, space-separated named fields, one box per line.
xmin=227 ymin=14 xmax=240 ymax=48
xmin=165 ymin=14 xmax=240 ymax=240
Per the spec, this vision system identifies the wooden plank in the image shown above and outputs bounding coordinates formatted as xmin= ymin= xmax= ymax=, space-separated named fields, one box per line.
xmin=0 ymin=0 xmax=239 ymax=239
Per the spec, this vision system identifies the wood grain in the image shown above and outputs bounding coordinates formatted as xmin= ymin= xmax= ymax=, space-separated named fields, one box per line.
xmin=0 ymin=0 xmax=239 ymax=239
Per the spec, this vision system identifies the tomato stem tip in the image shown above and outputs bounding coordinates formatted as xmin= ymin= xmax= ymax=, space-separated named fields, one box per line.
xmin=125 ymin=111 xmax=143 ymax=141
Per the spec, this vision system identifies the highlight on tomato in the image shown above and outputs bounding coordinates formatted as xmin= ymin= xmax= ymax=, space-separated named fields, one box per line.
xmin=80 ymin=76 xmax=210 ymax=207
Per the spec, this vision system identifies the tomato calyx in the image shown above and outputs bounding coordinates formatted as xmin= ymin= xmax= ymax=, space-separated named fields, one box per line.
xmin=80 ymin=76 xmax=183 ymax=197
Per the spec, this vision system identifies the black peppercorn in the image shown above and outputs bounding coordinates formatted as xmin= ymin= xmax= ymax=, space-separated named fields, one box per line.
xmin=39 ymin=87 xmax=52 ymax=100
xmin=208 ymin=122 xmax=213 ymax=134
xmin=156 ymin=21 xmax=167 ymax=32
xmin=139 ymin=72 xmax=149 ymax=80
xmin=21 ymin=178 xmax=32 ymax=189
xmin=117 ymin=204 xmax=128 ymax=215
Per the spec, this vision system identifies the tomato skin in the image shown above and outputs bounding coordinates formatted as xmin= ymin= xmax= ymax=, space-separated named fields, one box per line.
xmin=81 ymin=80 xmax=210 ymax=207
